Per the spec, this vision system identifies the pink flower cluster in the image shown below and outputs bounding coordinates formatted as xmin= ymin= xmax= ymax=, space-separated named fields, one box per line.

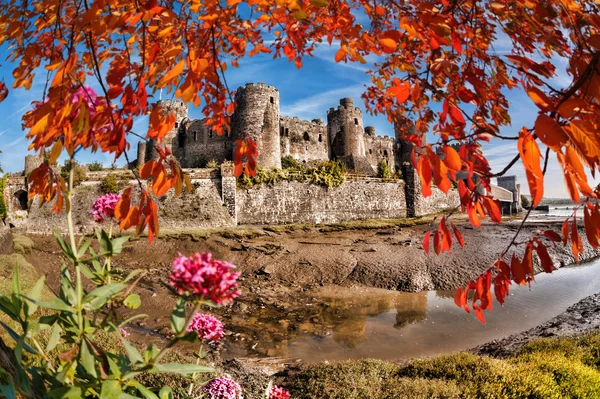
xmin=90 ymin=193 xmax=121 ymax=223
xmin=188 ymin=313 xmax=225 ymax=342
xmin=169 ymin=252 xmax=241 ymax=305
xmin=203 ymin=377 xmax=243 ymax=399
xmin=269 ymin=386 xmax=291 ymax=399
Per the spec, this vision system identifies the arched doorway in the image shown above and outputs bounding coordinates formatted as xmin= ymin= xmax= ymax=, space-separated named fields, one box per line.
xmin=13 ymin=190 xmax=28 ymax=211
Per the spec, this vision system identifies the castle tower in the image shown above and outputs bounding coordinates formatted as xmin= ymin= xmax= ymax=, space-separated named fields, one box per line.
xmin=148 ymin=99 xmax=188 ymax=161
xmin=230 ymin=83 xmax=281 ymax=169
xmin=136 ymin=141 xmax=147 ymax=167
xmin=24 ymin=154 xmax=43 ymax=176
xmin=326 ymin=98 xmax=366 ymax=159
xmin=394 ymin=121 xmax=425 ymax=217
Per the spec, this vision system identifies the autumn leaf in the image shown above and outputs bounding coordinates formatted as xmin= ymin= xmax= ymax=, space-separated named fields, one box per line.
xmin=534 ymin=114 xmax=568 ymax=151
xmin=387 ymin=79 xmax=410 ymax=104
xmin=518 ymin=129 xmax=544 ymax=207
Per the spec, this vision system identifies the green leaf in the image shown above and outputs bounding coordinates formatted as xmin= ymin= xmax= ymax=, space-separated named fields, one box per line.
xmin=123 ymin=269 xmax=143 ymax=283
xmin=152 ymin=363 xmax=214 ymax=375
xmin=48 ymin=386 xmax=84 ymax=398
xmin=143 ymin=344 xmax=160 ymax=363
xmin=83 ymin=283 xmax=127 ymax=310
xmin=170 ymin=297 xmax=186 ymax=334
xmin=100 ymin=380 xmax=122 ymax=399
xmin=0 ymin=321 xmax=37 ymax=355
xmin=120 ymin=314 xmax=148 ymax=327
xmin=11 ymin=264 xmax=22 ymax=318
xmin=0 ymin=379 xmax=17 ymax=399
xmin=159 ymin=387 xmax=173 ymax=399
xmin=77 ymin=238 xmax=93 ymax=258
xmin=99 ymin=230 xmax=112 ymax=255
xmin=24 ymin=296 xmax=75 ymax=313
xmin=54 ymin=231 xmax=76 ymax=261
xmin=24 ymin=275 xmax=46 ymax=317
xmin=0 ymin=295 xmax=18 ymax=322
xmin=120 ymin=336 xmax=144 ymax=365
xmin=132 ymin=382 xmax=159 ymax=399
xmin=179 ymin=331 xmax=198 ymax=344
xmin=111 ymin=235 xmax=130 ymax=255
xmin=123 ymin=294 xmax=141 ymax=310
xmin=46 ymin=323 xmax=62 ymax=352
xmin=80 ymin=339 xmax=97 ymax=378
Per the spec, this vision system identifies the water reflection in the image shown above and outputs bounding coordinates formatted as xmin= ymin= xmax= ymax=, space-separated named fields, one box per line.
xmin=224 ymin=261 xmax=600 ymax=363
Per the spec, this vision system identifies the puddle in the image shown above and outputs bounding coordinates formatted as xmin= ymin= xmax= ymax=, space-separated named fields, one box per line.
xmin=222 ymin=260 xmax=600 ymax=363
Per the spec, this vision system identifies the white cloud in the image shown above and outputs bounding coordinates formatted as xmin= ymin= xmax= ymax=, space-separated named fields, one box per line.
xmin=280 ymin=84 xmax=366 ymax=120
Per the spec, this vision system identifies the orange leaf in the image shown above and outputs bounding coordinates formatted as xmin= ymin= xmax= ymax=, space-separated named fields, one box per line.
xmin=449 ymin=105 xmax=465 ymax=126
xmin=380 ymin=38 xmax=397 ymax=53
xmin=562 ymin=218 xmax=570 ymax=246
xmin=522 ymin=243 xmax=534 ymax=280
xmin=161 ymin=60 xmax=185 ymax=85
xmin=416 ymin=156 xmax=433 ymax=197
xmin=518 ymin=129 xmax=544 ymax=207
xmin=526 ymin=85 xmax=551 ymax=111
xmin=334 ymin=47 xmax=346 ymax=63
xmin=442 ymin=145 xmax=461 ymax=171
xmin=454 ymin=287 xmax=465 ymax=307
xmin=534 ymin=114 xmax=568 ymax=151
xmin=388 ymin=80 xmax=410 ymax=104
xmin=572 ymin=215 xmax=583 ymax=262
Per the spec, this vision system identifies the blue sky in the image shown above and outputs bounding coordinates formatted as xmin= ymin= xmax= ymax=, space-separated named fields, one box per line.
xmin=0 ymin=37 xmax=579 ymax=198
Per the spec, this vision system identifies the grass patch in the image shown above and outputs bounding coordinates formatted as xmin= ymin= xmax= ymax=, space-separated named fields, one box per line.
xmin=285 ymin=331 xmax=600 ymax=399
xmin=12 ymin=234 xmax=34 ymax=254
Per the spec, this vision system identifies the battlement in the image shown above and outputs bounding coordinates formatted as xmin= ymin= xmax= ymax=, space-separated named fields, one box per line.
xmin=365 ymin=126 xmax=376 ymax=136
xmin=158 ymin=99 xmax=187 ymax=109
xmin=240 ymin=82 xmax=279 ymax=92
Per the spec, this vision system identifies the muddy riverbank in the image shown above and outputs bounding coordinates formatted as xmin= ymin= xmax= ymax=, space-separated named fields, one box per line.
xmin=15 ymin=218 xmax=600 ymax=397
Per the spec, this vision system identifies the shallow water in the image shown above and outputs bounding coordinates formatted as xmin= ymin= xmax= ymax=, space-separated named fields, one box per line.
xmin=223 ymin=260 xmax=600 ymax=363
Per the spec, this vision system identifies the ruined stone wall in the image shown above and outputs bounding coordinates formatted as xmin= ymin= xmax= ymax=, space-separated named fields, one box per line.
xmin=7 ymin=169 xmax=235 ymax=234
xmin=279 ymin=117 xmax=328 ymax=164
xmin=236 ymin=179 xmax=407 ymax=225
xmin=364 ymin=131 xmax=396 ymax=173
xmin=327 ymin=98 xmax=366 ymax=159
xmin=178 ymin=119 xmax=234 ymax=167
xmin=230 ymin=83 xmax=281 ymax=168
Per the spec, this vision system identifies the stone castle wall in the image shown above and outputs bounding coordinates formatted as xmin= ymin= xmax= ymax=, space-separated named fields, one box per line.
xmin=3 ymin=168 xmax=460 ymax=232
xmin=280 ymin=117 xmax=328 ymax=164
xmin=236 ymin=179 xmax=408 ymax=225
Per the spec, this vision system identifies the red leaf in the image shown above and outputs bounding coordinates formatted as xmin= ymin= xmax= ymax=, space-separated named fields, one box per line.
xmin=451 ymin=224 xmax=465 ymax=248
xmin=474 ymin=307 xmax=486 ymax=324
xmin=572 ymin=215 xmax=583 ymax=262
xmin=511 ymin=254 xmax=526 ymax=286
xmin=482 ymin=197 xmax=502 ymax=223
xmin=534 ymin=240 xmax=554 ymax=273
xmin=454 ymin=287 xmax=465 ymax=307
xmin=433 ymin=230 xmax=441 ymax=255
xmin=584 ymin=206 xmax=599 ymax=249
xmin=562 ymin=219 xmax=570 ymax=246
xmin=494 ymin=273 xmax=510 ymax=306
xmin=542 ymin=230 xmax=562 ymax=243
xmin=423 ymin=231 xmax=431 ymax=255
xmin=449 ymin=105 xmax=466 ymax=126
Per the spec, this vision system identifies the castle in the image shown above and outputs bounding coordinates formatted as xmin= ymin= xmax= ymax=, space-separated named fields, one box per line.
xmin=136 ymin=83 xmax=404 ymax=176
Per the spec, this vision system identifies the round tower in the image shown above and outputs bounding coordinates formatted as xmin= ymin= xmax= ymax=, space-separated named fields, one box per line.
xmin=24 ymin=154 xmax=43 ymax=175
xmin=326 ymin=98 xmax=366 ymax=159
xmin=149 ymin=99 xmax=188 ymax=160
xmin=230 ymin=83 xmax=281 ymax=169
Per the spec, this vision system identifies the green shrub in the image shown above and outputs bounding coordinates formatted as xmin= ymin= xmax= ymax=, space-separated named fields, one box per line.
xmin=60 ymin=159 xmax=87 ymax=187
xmin=521 ymin=194 xmax=531 ymax=208
xmin=87 ymin=161 xmax=104 ymax=171
xmin=377 ymin=160 xmax=392 ymax=178
xmin=281 ymin=155 xmax=301 ymax=169
xmin=206 ymin=159 xmax=218 ymax=168
xmin=0 ymin=174 xmax=7 ymax=219
xmin=239 ymin=160 xmax=346 ymax=189
xmin=99 ymin=173 xmax=119 ymax=194
xmin=12 ymin=234 xmax=34 ymax=254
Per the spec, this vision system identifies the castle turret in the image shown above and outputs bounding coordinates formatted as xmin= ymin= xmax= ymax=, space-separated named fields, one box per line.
xmin=327 ymin=98 xmax=366 ymax=159
xmin=230 ymin=83 xmax=281 ymax=169
xmin=394 ymin=121 xmax=425 ymax=217
xmin=148 ymin=99 xmax=188 ymax=161
xmin=365 ymin=126 xmax=376 ymax=136
xmin=24 ymin=154 xmax=43 ymax=176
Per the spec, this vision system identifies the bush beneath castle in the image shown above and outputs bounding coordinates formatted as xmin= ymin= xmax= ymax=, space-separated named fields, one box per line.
xmin=238 ymin=160 xmax=346 ymax=189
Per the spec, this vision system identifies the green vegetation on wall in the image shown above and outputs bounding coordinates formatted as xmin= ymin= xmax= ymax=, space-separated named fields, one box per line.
xmin=239 ymin=160 xmax=346 ymax=189
xmin=377 ymin=160 xmax=392 ymax=179
xmin=0 ymin=174 xmax=6 ymax=219
xmin=60 ymin=159 xmax=87 ymax=187
xmin=521 ymin=194 xmax=531 ymax=209
xmin=87 ymin=161 xmax=104 ymax=171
